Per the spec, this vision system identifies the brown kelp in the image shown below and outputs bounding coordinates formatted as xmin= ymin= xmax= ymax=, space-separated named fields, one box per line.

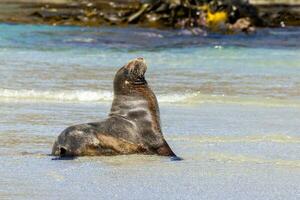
xmin=1 ymin=0 xmax=299 ymax=31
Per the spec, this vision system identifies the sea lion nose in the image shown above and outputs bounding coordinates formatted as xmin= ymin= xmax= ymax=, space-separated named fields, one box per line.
xmin=135 ymin=57 xmax=145 ymax=64
xmin=135 ymin=57 xmax=147 ymax=74
xmin=125 ymin=57 xmax=147 ymax=75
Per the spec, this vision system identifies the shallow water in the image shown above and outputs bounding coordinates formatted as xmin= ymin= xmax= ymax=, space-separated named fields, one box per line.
xmin=0 ymin=24 xmax=299 ymax=199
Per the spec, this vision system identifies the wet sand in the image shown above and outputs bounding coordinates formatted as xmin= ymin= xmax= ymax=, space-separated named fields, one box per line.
xmin=1 ymin=102 xmax=300 ymax=199
xmin=0 ymin=24 xmax=299 ymax=199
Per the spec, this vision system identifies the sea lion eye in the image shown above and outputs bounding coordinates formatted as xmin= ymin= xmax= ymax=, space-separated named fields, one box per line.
xmin=123 ymin=69 xmax=129 ymax=77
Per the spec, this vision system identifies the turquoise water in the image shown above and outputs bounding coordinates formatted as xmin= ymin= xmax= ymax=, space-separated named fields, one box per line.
xmin=0 ymin=23 xmax=299 ymax=199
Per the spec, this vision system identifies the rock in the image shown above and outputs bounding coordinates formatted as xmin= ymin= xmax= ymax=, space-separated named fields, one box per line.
xmin=228 ymin=17 xmax=255 ymax=33
xmin=1 ymin=1 xmax=279 ymax=32
xmin=141 ymin=12 xmax=164 ymax=27
xmin=155 ymin=3 xmax=169 ymax=12
xmin=127 ymin=3 xmax=151 ymax=23
xmin=145 ymin=12 xmax=161 ymax=22
xmin=265 ymin=11 xmax=300 ymax=27
xmin=103 ymin=13 xmax=123 ymax=24
xmin=31 ymin=10 xmax=73 ymax=20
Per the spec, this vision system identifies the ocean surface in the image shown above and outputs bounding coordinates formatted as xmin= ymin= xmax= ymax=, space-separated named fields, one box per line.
xmin=0 ymin=23 xmax=299 ymax=200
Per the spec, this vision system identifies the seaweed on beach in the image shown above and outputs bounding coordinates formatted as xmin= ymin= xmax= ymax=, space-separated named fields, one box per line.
xmin=0 ymin=0 xmax=299 ymax=32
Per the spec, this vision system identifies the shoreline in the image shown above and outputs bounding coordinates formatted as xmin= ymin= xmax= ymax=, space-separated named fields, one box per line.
xmin=0 ymin=0 xmax=300 ymax=32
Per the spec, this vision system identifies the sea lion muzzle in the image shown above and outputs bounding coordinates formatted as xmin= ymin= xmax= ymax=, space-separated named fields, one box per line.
xmin=134 ymin=75 xmax=147 ymax=85
xmin=125 ymin=58 xmax=147 ymax=76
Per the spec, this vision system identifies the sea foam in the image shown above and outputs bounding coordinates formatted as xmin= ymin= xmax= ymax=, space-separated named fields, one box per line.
xmin=1 ymin=88 xmax=299 ymax=107
xmin=0 ymin=88 xmax=199 ymax=103
xmin=0 ymin=88 xmax=112 ymax=102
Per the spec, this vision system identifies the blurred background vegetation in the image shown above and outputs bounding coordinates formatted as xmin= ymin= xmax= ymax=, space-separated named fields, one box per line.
xmin=0 ymin=0 xmax=299 ymax=32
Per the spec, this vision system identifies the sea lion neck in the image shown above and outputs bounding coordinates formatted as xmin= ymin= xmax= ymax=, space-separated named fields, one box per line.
xmin=110 ymin=86 xmax=162 ymax=135
xmin=110 ymin=58 xmax=163 ymax=134
xmin=113 ymin=78 xmax=148 ymax=96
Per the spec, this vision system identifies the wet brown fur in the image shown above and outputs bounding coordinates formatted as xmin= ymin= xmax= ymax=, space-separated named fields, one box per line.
xmin=52 ymin=58 xmax=176 ymax=157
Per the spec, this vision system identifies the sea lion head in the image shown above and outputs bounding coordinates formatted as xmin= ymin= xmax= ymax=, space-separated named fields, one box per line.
xmin=114 ymin=57 xmax=148 ymax=95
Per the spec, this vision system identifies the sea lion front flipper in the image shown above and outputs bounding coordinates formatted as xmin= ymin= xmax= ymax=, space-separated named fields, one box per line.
xmin=156 ymin=140 xmax=177 ymax=156
xmin=170 ymin=156 xmax=183 ymax=161
xmin=51 ymin=156 xmax=77 ymax=161
xmin=156 ymin=141 xmax=183 ymax=161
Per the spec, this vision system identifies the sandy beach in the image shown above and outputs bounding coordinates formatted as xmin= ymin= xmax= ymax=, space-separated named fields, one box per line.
xmin=0 ymin=23 xmax=299 ymax=199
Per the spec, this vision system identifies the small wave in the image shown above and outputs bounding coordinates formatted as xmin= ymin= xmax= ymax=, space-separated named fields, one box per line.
xmin=206 ymin=152 xmax=300 ymax=168
xmin=133 ymin=32 xmax=164 ymax=38
xmin=169 ymin=134 xmax=300 ymax=144
xmin=64 ymin=37 xmax=96 ymax=43
xmin=177 ymin=28 xmax=208 ymax=36
xmin=157 ymin=92 xmax=200 ymax=103
xmin=181 ymin=93 xmax=300 ymax=107
xmin=0 ymin=88 xmax=113 ymax=102
xmin=0 ymin=88 xmax=200 ymax=103
xmin=0 ymin=88 xmax=299 ymax=107
xmin=169 ymin=134 xmax=300 ymax=167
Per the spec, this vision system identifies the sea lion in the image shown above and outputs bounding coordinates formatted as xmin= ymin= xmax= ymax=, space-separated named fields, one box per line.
xmin=52 ymin=57 xmax=177 ymax=158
